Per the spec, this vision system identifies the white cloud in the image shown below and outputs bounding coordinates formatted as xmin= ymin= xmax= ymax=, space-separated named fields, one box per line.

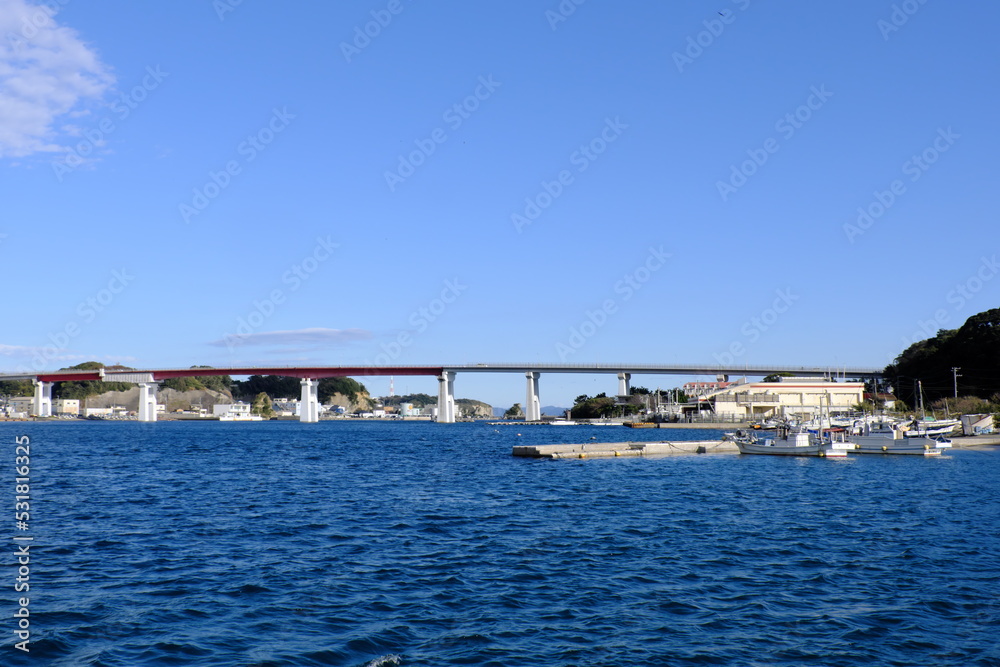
xmin=208 ymin=328 xmax=374 ymax=348
xmin=0 ymin=0 xmax=114 ymax=158
xmin=0 ymin=343 xmax=37 ymax=356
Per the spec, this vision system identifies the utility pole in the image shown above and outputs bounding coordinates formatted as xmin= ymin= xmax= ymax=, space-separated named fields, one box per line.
xmin=952 ymin=367 xmax=961 ymax=398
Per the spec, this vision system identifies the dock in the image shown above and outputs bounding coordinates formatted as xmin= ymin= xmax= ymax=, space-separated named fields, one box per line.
xmin=513 ymin=434 xmax=1000 ymax=459
xmin=513 ymin=439 xmax=738 ymax=459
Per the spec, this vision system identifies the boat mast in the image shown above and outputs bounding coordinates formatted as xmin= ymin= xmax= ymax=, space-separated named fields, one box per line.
xmin=918 ymin=380 xmax=925 ymax=419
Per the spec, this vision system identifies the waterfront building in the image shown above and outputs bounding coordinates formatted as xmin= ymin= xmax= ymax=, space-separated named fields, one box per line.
xmin=707 ymin=377 xmax=864 ymax=420
xmin=213 ymin=403 xmax=252 ymax=418
xmin=54 ymin=398 xmax=80 ymax=416
xmin=683 ymin=381 xmax=733 ymax=397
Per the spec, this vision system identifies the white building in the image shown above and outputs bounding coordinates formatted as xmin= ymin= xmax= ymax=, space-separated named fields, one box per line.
xmin=213 ymin=402 xmax=250 ymax=417
xmin=9 ymin=397 xmax=33 ymax=416
xmin=53 ymin=399 xmax=80 ymax=416
xmin=212 ymin=402 xmax=264 ymax=421
xmin=708 ymin=377 xmax=864 ymax=420
xmin=683 ymin=381 xmax=732 ymax=397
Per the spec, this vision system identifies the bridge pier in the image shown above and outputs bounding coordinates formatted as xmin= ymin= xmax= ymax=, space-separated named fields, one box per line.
xmin=32 ymin=380 xmax=52 ymax=417
xmin=299 ymin=378 xmax=319 ymax=423
xmin=437 ymin=372 xmax=456 ymax=423
xmin=137 ymin=382 xmax=159 ymax=422
xmin=618 ymin=372 xmax=631 ymax=397
xmin=525 ymin=372 xmax=541 ymax=421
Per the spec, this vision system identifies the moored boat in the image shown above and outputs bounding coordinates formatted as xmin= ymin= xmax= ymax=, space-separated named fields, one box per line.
xmin=850 ymin=422 xmax=943 ymax=455
xmin=851 ymin=436 xmax=942 ymax=456
xmin=901 ymin=417 xmax=960 ymax=438
xmin=731 ymin=427 xmax=848 ymax=458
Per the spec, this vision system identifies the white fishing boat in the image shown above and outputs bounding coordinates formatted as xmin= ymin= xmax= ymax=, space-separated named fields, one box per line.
xmin=849 ymin=422 xmax=945 ymax=455
xmin=731 ymin=427 xmax=848 ymax=458
xmin=852 ymin=429 xmax=940 ymax=455
xmin=852 ymin=436 xmax=942 ymax=456
xmin=218 ymin=411 xmax=264 ymax=422
xmin=901 ymin=381 xmax=960 ymax=438
xmin=901 ymin=417 xmax=960 ymax=438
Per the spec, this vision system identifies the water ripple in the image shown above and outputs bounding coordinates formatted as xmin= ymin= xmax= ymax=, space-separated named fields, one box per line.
xmin=4 ymin=422 xmax=999 ymax=666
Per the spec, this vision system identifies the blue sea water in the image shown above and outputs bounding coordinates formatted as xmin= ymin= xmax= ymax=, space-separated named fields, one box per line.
xmin=3 ymin=420 xmax=999 ymax=666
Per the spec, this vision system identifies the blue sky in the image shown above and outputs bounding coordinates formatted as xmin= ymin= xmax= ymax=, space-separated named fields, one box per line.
xmin=1 ymin=0 xmax=998 ymax=407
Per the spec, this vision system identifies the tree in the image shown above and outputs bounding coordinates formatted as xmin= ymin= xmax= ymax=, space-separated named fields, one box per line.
xmin=53 ymin=362 xmax=134 ymax=399
xmin=318 ymin=377 xmax=366 ymax=404
xmin=161 ymin=367 xmax=234 ymax=393
xmin=233 ymin=375 xmax=301 ymax=399
xmin=232 ymin=375 xmax=367 ymax=404
xmin=571 ymin=396 xmax=616 ymax=419
xmin=885 ymin=308 xmax=1000 ymax=405
xmin=251 ymin=392 xmax=274 ymax=418
xmin=0 ymin=380 xmax=33 ymax=397
xmin=504 ymin=403 xmax=523 ymax=419
xmin=382 ymin=392 xmax=435 ymax=407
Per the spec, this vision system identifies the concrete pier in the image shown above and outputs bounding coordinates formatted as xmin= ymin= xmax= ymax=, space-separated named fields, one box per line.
xmin=299 ymin=378 xmax=319 ymax=423
xmin=513 ymin=439 xmax=739 ymax=459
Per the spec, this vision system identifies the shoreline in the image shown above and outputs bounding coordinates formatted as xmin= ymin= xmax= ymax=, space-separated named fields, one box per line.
xmin=5 ymin=417 xmax=999 ymax=449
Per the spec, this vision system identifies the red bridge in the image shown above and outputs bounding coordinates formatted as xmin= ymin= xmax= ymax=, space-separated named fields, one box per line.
xmin=2 ymin=363 xmax=882 ymax=424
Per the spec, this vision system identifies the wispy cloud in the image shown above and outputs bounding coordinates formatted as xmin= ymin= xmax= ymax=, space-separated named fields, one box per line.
xmin=0 ymin=0 xmax=115 ymax=159
xmin=0 ymin=343 xmax=135 ymax=373
xmin=0 ymin=343 xmax=38 ymax=356
xmin=207 ymin=327 xmax=373 ymax=349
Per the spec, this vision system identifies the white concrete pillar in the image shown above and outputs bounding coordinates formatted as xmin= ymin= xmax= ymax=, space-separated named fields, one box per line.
xmin=32 ymin=381 xmax=52 ymax=417
xmin=137 ymin=382 xmax=159 ymax=422
xmin=299 ymin=378 xmax=319 ymax=423
xmin=525 ymin=372 xmax=541 ymax=422
xmin=437 ymin=372 xmax=456 ymax=423
xmin=618 ymin=372 xmax=631 ymax=397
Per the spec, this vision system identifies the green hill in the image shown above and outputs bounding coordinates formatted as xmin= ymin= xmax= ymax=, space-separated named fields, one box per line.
xmin=885 ymin=308 xmax=1000 ymax=406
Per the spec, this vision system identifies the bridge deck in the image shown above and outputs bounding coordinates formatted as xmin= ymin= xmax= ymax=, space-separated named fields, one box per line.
xmin=0 ymin=362 xmax=883 ymax=383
